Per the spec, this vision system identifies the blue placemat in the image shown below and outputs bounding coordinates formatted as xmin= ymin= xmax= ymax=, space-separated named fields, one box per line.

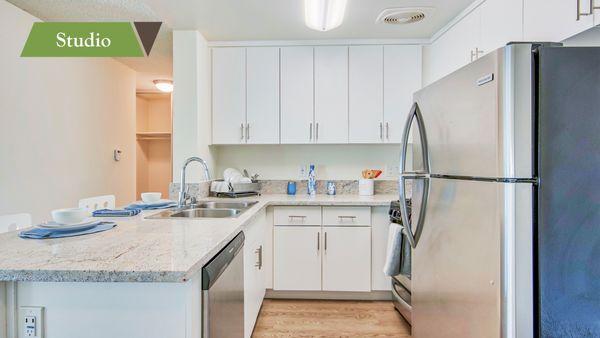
xmin=93 ymin=209 xmax=141 ymax=217
xmin=19 ymin=222 xmax=117 ymax=239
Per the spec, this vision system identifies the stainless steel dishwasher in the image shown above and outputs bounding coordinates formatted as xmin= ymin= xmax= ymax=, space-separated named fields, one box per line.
xmin=202 ymin=232 xmax=245 ymax=338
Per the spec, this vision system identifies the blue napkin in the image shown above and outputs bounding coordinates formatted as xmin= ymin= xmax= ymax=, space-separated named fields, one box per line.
xmin=92 ymin=209 xmax=141 ymax=217
xmin=19 ymin=222 xmax=117 ymax=239
xmin=125 ymin=201 xmax=177 ymax=210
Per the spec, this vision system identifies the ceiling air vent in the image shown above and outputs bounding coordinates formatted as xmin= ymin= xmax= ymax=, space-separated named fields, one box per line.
xmin=376 ymin=7 xmax=434 ymax=25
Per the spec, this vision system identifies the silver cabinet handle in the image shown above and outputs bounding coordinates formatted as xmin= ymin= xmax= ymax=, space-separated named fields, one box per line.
xmin=316 ymin=123 xmax=319 ymax=141
xmin=470 ymin=48 xmax=484 ymax=61
xmin=324 ymin=232 xmax=327 ymax=252
xmin=289 ymin=215 xmax=307 ymax=219
xmin=240 ymin=123 xmax=244 ymax=141
xmin=338 ymin=215 xmax=356 ymax=221
xmin=386 ymin=122 xmax=390 ymax=140
xmin=255 ymin=245 xmax=262 ymax=269
xmin=246 ymin=123 xmax=250 ymax=140
xmin=379 ymin=122 xmax=383 ymax=141
xmin=309 ymin=123 xmax=313 ymax=141
xmin=317 ymin=232 xmax=320 ymax=252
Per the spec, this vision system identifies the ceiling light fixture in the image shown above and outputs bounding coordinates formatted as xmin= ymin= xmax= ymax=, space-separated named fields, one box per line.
xmin=153 ymin=79 xmax=173 ymax=93
xmin=305 ymin=0 xmax=348 ymax=32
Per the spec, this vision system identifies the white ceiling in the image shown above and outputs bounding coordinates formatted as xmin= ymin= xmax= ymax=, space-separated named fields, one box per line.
xmin=8 ymin=0 xmax=475 ymax=90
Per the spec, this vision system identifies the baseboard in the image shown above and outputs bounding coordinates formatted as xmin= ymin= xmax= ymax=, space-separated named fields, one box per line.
xmin=265 ymin=289 xmax=392 ymax=301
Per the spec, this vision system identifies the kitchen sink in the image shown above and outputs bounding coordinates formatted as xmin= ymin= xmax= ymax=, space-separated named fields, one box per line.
xmin=170 ymin=208 xmax=241 ymax=218
xmin=145 ymin=201 xmax=258 ymax=219
xmin=186 ymin=201 xmax=258 ymax=210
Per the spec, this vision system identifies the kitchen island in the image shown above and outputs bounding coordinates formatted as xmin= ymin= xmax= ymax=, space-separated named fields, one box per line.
xmin=0 ymin=194 xmax=396 ymax=338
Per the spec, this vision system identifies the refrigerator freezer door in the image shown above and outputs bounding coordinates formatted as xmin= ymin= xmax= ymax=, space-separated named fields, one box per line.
xmin=412 ymin=178 xmax=501 ymax=338
xmin=537 ymin=47 xmax=600 ymax=337
xmin=412 ymin=44 xmax=534 ymax=179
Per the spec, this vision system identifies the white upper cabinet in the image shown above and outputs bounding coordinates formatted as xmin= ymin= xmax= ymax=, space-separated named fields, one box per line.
xmin=212 ymin=47 xmax=246 ymax=144
xmin=314 ymin=46 xmax=349 ymax=144
xmin=480 ymin=0 xmax=523 ymax=55
xmin=349 ymin=46 xmax=384 ymax=143
xmin=246 ymin=47 xmax=280 ymax=144
xmin=383 ymin=45 xmax=422 ymax=143
xmin=281 ymin=47 xmax=315 ymax=144
xmin=524 ymin=0 xmax=594 ymax=42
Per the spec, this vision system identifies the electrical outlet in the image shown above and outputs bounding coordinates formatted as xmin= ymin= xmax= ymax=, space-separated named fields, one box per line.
xmin=298 ymin=165 xmax=307 ymax=180
xmin=20 ymin=307 xmax=43 ymax=338
xmin=385 ymin=164 xmax=400 ymax=179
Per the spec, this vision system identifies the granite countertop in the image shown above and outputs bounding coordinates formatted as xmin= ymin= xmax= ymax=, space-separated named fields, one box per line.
xmin=0 ymin=194 xmax=397 ymax=283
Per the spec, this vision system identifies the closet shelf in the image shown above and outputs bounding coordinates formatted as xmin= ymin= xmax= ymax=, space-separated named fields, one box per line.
xmin=136 ymin=132 xmax=171 ymax=140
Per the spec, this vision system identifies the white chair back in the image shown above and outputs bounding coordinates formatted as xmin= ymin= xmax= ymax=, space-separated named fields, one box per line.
xmin=0 ymin=213 xmax=31 ymax=233
xmin=78 ymin=195 xmax=116 ymax=211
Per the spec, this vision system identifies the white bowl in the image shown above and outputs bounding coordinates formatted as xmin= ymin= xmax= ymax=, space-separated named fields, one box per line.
xmin=141 ymin=192 xmax=162 ymax=203
xmin=51 ymin=208 xmax=90 ymax=225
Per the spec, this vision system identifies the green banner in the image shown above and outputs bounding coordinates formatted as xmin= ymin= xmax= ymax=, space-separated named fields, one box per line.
xmin=21 ymin=22 xmax=145 ymax=57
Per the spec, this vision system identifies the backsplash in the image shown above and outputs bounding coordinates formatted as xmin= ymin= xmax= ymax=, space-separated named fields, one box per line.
xmin=169 ymin=179 xmax=406 ymax=200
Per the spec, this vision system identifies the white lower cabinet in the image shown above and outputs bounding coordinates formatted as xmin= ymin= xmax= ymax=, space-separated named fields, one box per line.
xmin=322 ymin=227 xmax=371 ymax=291
xmin=274 ymin=226 xmax=322 ymax=290
xmin=273 ymin=206 xmax=373 ymax=293
xmin=244 ymin=211 xmax=267 ymax=338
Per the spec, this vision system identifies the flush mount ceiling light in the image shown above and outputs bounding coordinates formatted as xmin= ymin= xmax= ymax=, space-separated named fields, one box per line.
xmin=305 ymin=0 xmax=348 ymax=32
xmin=153 ymin=79 xmax=173 ymax=93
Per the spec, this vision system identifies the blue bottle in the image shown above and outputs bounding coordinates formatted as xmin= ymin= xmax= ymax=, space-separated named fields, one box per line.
xmin=307 ymin=165 xmax=316 ymax=196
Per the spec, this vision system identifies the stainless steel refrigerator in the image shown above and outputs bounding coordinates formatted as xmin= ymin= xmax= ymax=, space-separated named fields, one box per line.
xmin=397 ymin=42 xmax=600 ymax=337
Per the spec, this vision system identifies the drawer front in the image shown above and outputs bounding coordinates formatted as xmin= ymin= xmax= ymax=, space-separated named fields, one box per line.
xmin=274 ymin=206 xmax=322 ymax=226
xmin=322 ymin=206 xmax=371 ymax=226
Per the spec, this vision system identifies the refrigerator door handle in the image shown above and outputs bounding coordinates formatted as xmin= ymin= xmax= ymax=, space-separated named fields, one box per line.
xmin=399 ymin=175 xmax=430 ymax=249
xmin=400 ymin=103 xmax=431 ymax=174
xmin=399 ymin=102 xmax=431 ymax=249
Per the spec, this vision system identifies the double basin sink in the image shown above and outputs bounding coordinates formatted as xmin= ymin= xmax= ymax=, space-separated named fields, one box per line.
xmin=147 ymin=201 xmax=258 ymax=219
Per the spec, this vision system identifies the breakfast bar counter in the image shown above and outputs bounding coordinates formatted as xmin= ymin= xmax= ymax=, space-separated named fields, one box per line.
xmin=0 ymin=194 xmax=396 ymax=283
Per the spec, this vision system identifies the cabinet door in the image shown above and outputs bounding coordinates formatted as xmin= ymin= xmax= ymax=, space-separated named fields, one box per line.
xmin=322 ymin=227 xmax=371 ymax=292
xmin=281 ymin=47 xmax=314 ymax=144
xmin=244 ymin=211 xmax=266 ymax=338
xmin=424 ymin=9 xmax=481 ymax=85
xmin=314 ymin=46 xmax=348 ymax=144
xmin=246 ymin=47 xmax=280 ymax=144
xmin=274 ymin=226 xmax=322 ymax=290
xmin=244 ymin=238 xmax=263 ymax=338
xmin=212 ymin=47 xmax=246 ymax=144
xmin=524 ymin=0 xmax=594 ymax=42
xmin=480 ymin=0 xmax=523 ymax=55
xmin=349 ymin=46 xmax=383 ymax=143
xmin=383 ymin=45 xmax=422 ymax=143
xmin=371 ymin=207 xmax=392 ymax=291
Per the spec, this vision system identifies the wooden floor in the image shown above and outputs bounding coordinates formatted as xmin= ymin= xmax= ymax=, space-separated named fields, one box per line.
xmin=252 ymin=299 xmax=411 ymax=338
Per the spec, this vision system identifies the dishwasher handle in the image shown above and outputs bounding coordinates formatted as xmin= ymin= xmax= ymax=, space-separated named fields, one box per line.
xmin=202 ymin=232 xmax=245 ymax=290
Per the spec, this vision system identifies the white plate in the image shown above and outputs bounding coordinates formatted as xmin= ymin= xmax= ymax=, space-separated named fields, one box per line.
xmin=37 ymin=219 xmax=99 ymax=231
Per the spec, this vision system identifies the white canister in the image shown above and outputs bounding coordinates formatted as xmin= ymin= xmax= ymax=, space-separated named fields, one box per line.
xmin=358 ymin=179 xmax=374 ymax=196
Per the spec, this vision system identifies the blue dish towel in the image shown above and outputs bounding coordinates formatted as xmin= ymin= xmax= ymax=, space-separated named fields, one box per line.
xmin=92 ymin=209 xmax=141 ymax=217
xmin=125 ymin=201 xmax=177 ymax=210
xmin=19 ymin=222 xmax=117 ymax=239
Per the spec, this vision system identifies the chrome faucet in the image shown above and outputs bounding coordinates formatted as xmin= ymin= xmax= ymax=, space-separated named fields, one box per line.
xmin=178 ymin=157 xmax=211 ymax=207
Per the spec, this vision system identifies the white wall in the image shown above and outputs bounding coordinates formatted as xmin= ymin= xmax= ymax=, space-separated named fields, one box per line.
xmin=213 ymin=144 xmax=405 ymax=180
xmin=172 ymin=31 xmax=214 ymax=183
xmin=0 ymin=0 xmax=136 ymax=223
